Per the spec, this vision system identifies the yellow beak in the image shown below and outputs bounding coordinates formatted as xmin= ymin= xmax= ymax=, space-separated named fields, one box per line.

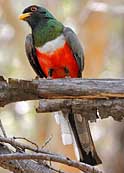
xmin=19 ymin=12 xmax=32 ymax=20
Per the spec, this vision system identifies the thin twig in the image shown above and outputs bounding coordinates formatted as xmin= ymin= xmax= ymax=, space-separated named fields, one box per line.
xmin=13 ymin=136 xmax=39 ymax=151
xmin=42 ymin=135 xmax=53 ymax=149
xmin=0 ymin=120 xmax=7 ymax=138
xmin=0 ymin=136 xmax=62 ymax=157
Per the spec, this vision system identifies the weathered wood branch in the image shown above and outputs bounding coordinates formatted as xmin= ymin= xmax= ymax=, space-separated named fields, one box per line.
xmin=37 ymin=99 xmax=124 ymax=121
xmin=1 ymin=76 xmax=124 ymax=121
xmin=0 ymin=120 xmax=102 ymax=173
xmin=0 ymin=150 xmax=102 ymax=173
xmin=0 ymin=143 xmax=55 ymax=173
xmin=1 ymin=77 xmax=124 ymax=106
xmin=0 ymin=136 xmax=102 ymax=173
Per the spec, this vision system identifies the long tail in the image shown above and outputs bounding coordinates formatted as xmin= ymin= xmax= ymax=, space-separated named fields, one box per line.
xmin=68 ymin=112 xmax=101 ymax=165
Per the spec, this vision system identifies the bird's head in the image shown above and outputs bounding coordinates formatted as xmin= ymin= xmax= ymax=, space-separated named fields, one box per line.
xmin=19 ymin=5 xmax=54 ymax=29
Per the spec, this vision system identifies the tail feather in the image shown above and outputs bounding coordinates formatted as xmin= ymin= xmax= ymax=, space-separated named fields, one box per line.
xmin=68 ymin=112 xmax=101 ymax=166
xmin=54 ymin=111 xmax=101 ymax=165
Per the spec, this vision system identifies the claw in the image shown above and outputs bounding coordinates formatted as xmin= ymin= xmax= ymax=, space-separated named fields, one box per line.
xmin=47 ymin=76 xmax=52 ymax=80
xmin=65 ymin=76 xmax=71 ymax=79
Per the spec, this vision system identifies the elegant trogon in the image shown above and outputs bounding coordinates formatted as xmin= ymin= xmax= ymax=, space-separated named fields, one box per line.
xmin=19 ymin=5 xmax=101 ymax=165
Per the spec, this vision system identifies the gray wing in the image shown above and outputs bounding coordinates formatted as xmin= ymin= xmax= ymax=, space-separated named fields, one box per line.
xmin=25 ymin=34 xmax=46 ymax=78
xmin=63 ymin=27 xmax=84 ymax=77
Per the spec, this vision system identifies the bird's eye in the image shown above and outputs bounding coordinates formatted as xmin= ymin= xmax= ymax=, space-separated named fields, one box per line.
xmin=41 ymin=11 xmax=46 ymax=14
xmin=30 ymin=6 xmax=37 ymax=12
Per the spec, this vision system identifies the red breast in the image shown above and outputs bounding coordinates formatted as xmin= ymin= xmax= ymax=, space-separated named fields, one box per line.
xmin=35 ymin=35 xmax=79 ymax=78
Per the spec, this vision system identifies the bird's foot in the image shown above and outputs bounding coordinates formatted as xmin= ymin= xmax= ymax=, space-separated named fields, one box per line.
xmin=47 ymin=76 xmax=52 ymax=80
xmin=64 ymin=67 xmax=70 ymax=79
xmin=65 ymin=76 xmax=71 ymax=79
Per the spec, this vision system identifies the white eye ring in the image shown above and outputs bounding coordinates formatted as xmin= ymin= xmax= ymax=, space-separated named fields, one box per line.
xmin=31 ymin=6 xmax=37 ymax=12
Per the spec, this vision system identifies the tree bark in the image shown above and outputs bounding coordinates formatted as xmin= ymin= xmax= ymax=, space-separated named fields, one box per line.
xmin=1 ymin=77 xmax=124 ymax=105
xmin=1 ymin=76 xmax=124 ymax=121
xmin=37 ymin=98 xmax=124 ymax=121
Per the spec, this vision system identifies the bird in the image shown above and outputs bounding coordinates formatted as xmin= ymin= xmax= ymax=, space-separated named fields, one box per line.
xmin=19 ymin=5 xmax=101 ymax=165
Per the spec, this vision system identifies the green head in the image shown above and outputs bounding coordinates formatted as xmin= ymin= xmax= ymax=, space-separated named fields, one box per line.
xmin=19 ymin=5 xmax=64 ymax=46
xmin=19 ymin=5 xmax=55 ymax=30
